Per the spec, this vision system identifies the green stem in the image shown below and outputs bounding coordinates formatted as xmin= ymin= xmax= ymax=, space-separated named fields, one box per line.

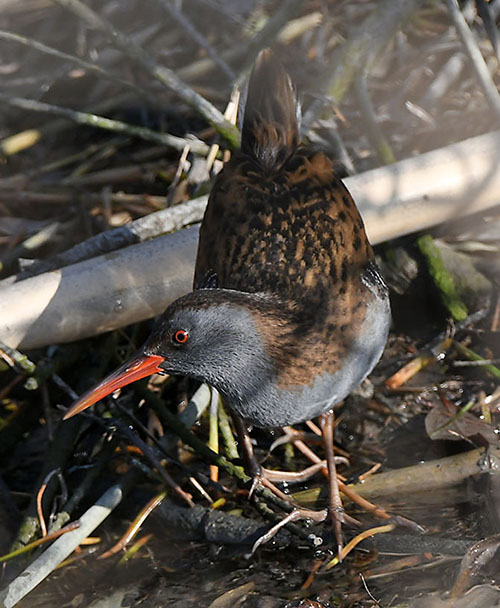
xmin=218 ymin=400 xmax=239 ymax=460
xmin=454 ymin=341 xmax=500 ymax=380
xmin=136 ymin=384 xmax=250 ymax=484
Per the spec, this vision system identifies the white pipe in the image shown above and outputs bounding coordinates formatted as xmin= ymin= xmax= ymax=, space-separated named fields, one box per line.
xmin=351 ymin=129 xmax=500 ymax=244
xmin=0 ymin=226 xmax=197 ymax=349
xmin=0 ymin=484 xmax=124 ymax=608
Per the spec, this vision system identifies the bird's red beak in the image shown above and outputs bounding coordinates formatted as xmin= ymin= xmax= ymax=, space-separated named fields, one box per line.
xmin=63 ymin=354 xmax=165 ymax=420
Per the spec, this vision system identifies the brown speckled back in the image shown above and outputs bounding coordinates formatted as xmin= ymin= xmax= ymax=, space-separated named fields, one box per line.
xmin=194 ymin=51 xmax=386 ymax=388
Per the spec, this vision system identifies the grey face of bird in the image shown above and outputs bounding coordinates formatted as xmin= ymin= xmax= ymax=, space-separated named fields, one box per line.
xmin=144 ymin=291 xmax=279 ymax=400
xmin=61 ymin=298 xmax=271 ymax=420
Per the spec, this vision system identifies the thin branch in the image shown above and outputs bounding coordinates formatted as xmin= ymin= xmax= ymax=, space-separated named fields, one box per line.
xmin=0 ymin=93 xmax=210 ymax=155
xmin=445 ymin=0 xmax=500 ymax=121
xmin=354 ymin=73 xmax=396 ymax=165
xmin=11 ymin=194 xmax=207 ymax=280
xmin=0 ymin=476 xmax=137 ymax=608
xmin=0 ymin=90 xmax=137 ymax=157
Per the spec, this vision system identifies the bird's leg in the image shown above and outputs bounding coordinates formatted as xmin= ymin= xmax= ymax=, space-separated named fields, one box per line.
xmin=250 ymin=507 xmax=327 ymax=555
xmin=319 ymin=411 xmax=344 ymax=560
xmin=260 ymin=461 xmax=327 ymax=483
xmin=231 ymin=413 xmax=262 ymax=497
xmin=231 ymin=414 xmax=334 ymax=489
xmin=231 ymin=414 xmax=328 ymax=500
xmin=232 ymin=412 xmax=349 ymax=554
xmin=231 ymin=413 xmax=259 ymax=476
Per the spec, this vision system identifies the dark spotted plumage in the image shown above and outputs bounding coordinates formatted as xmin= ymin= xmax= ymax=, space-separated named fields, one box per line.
xmin=64 ymin=49 xmax=390 ymax=430
xmin=192 ymin=50 xmax=389 ymax=397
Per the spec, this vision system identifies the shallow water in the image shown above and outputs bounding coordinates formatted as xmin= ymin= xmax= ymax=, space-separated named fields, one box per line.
xmin=12 ymin=463 xmax=500 ymax=608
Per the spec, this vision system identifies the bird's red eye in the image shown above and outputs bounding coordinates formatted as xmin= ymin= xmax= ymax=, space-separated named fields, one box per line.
xmin=173 ymin=329 xmax=189 ymax=345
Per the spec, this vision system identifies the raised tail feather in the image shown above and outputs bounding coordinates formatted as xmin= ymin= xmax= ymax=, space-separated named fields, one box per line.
xmin=241 ymin=49 xmax=300 ymax=171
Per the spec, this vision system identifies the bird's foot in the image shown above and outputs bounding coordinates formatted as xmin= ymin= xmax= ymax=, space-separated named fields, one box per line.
xmin=319 ymin=411 xmax=346 ymax=560
xmin=388 ymin=513 xmax=427 ymax=534
xmin=232 ymin=412 xmax=355 ymax=559
xmin=260 ymin=461 xmax=327 ymax=483
xmin=254 ymin=475 xmax=360 ymax=554
xmin=250 ymin=507 xmax=328 ymax=555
